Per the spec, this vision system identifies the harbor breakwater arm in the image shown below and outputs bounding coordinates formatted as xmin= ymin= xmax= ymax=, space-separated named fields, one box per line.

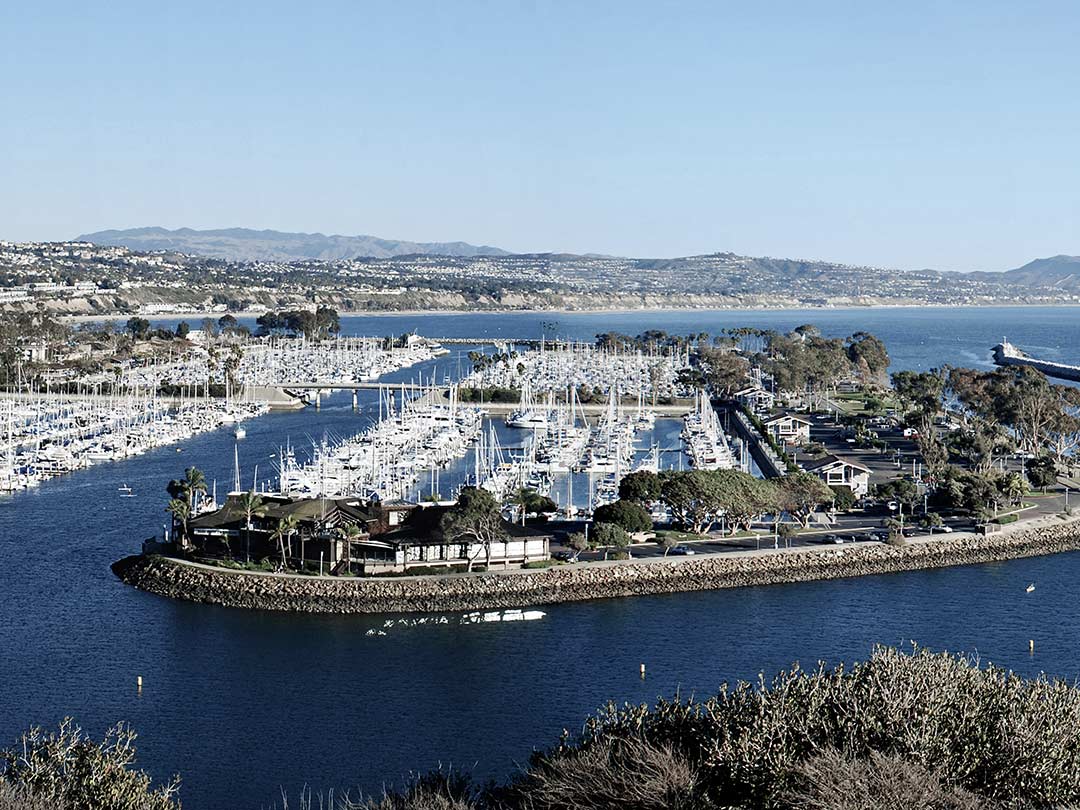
xmin=992 ymin=341 xmax=1080 ymax=383
xmin=113 ymin=514 xmax=1080 ymax=614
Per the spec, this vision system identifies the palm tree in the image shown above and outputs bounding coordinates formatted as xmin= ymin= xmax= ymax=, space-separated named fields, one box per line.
xmin=271 ymin=515 xmax=299 ymax=569
xmin=510 ymin=488 xmax=536 ymax=525
xmin=165 ymin=499 xmax=191 ymax=548
xmin=181 ymin=466 xmax=207 ymax=513
xmin=238 ymin=491 xmax=265 ymax=563
xmin=1003 ymin=472 xmax=1027 ymax=506
xmin=337 ymin=523 xmax=363 ymax=574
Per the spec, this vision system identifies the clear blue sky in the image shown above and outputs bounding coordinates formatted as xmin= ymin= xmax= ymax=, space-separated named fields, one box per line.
xmin=2 ymin=1 xmax=1078 ymax=270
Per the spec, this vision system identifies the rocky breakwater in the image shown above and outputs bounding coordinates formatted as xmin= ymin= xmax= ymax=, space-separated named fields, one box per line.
xmin=113 ymin=515 xmax=1080 ymax=614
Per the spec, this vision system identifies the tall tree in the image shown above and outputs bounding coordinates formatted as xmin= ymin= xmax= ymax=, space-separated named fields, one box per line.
xmin=337 ymin=523 xmax=363 ymax=574
xmin=270 ymin=514 xmax=299 ymax=569
xmin=658 ymin=470 xmax=725 ymax=534
xmin=774 ymin=472 xmax=833 ymax=528
xmin=846 ymin=332 xmax=890 ymax=386
xmin=440 ymin=487 xmax=508 ymax=572
xmin=592 ymin=500 xmax=653 ymax=533
xmin=238 ymin=491 xmax=266 ymax=563
xmin=165 ymin=499 xmax=190 ymax=547
xmin=618 ymin=470 xmax=661 ymax=506
xmin=698 ymin=347 xmax=750 ymax=398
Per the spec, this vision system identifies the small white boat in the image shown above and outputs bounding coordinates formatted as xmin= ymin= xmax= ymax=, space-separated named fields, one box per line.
xmin=1026 ymin=583 xmax=1035 ymax=593
xmin=118 ymin=484 xmax=135 ymax=497
xmin=235 ymin=426 xmax=246 ymax=440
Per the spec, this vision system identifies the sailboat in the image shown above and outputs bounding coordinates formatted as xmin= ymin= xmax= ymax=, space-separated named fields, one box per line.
xmin=118 ymin=483 xmax=135 ymax=497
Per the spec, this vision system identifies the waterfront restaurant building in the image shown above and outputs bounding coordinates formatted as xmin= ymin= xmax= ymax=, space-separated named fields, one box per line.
xmin=188 ymin=494 xmax=550 ymax=575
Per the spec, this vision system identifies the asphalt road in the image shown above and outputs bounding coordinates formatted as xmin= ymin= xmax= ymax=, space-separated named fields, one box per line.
xmin=550 ymin=491 xmax=1071 ymax=563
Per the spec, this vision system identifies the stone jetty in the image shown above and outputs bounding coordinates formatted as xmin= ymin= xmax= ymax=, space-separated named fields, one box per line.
xmin=113 ymin=514 xmax=1080 ymax=614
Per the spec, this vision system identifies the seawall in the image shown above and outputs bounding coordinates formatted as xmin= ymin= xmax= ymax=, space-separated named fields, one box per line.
xmin=112 ymin=515 xmax=1080 ymax=614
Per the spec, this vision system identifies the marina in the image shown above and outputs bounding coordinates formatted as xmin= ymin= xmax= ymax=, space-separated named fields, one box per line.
xmin=4 ymin=1 xmax=1076 ymax=803
xmin=0 ymin=393 xmax=266 ymax=493
xmin=4 ymin=307 xmax=1080 ymax=809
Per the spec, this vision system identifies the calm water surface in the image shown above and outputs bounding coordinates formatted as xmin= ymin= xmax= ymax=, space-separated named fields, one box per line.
xmin=5 ymin=306 xmax=1080 ymax=808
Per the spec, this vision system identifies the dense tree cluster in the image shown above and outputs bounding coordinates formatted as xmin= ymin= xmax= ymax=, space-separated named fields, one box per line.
xmin=594 ymin=330 xmax=707 ymax=352
xmin=889 ymin=363 xmax=1077 ymax=515
xmin=0 ymin=309 xmax=71 ymax=386
xmin=604 ymin=469 xmax=833 ymax=535
xmin=254 ymin=306 xmax=340 ymax=339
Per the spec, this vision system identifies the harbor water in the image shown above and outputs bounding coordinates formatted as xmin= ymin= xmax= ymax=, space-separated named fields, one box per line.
xmin=3 ymin=306 xmax=1080 ymax=808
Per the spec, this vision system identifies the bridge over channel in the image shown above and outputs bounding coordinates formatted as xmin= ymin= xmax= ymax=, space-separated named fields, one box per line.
xmin=262 ymin=381 xmax=696 ymax=417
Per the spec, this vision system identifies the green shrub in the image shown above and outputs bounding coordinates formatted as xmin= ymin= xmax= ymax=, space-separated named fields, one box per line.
xmin=493 ymin=736 xmax=702 ymax=810
xmin=522 ymin=560 xmax=558 ymax=570
xmin=828 ymin=485 xmax=856 ymax=512
xmin=996 ymin=513 xmax=1019 ymax=525
xmin=783 ymin=746 xmax=988 ymax=810
xmin=591 ymin=522 xmax=631 ymax=551
xmin=0 ymin=782 xmax=62 ymax=810
xmin=569 ymin=645 xmax=1080 ymax=807
xmin=0 ymin=719 xmax=179 ymax=810
xmin=592 ymin=500 xmax=653 ymax=533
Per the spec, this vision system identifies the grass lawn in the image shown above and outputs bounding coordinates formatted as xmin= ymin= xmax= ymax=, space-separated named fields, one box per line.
xmin=654 ymin=528 xmax=769 ymax=543
xmin=653 ymin=528 xmax=708 ymax=543
xmin=830 ymin=391 xmax=900 ymax=416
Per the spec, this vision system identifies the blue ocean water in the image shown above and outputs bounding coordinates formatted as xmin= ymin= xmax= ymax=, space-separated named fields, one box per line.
xmin=3 ymin=306 xmax=1080 ymax=808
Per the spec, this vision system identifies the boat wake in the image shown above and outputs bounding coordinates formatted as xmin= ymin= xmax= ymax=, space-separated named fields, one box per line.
xmin=364 ymin=608 xmax=546 ymax=635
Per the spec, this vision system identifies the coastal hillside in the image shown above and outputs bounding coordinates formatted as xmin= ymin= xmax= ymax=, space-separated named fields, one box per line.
xmin=75 ymin=227 xmax=511 ymax=261
xmin=1002 ymin=254 xmax=1080 ymax=288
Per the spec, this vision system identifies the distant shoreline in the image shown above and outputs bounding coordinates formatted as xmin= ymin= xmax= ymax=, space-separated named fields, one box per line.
xmin=62 ymin=301 xmax=1080 ymax=324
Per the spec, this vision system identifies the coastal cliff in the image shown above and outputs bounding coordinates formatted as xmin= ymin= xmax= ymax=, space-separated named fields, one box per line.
xmin=113 ymin=515 xmax=1080 ymax=614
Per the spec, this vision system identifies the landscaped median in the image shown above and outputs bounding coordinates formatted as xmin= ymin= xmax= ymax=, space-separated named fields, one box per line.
xmin=112 ymin=512 xmax=1080 ymax=614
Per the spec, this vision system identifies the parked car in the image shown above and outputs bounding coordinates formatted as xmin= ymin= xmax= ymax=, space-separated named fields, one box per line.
xmin=553 ymin=550 xmax=578 ymax=562
xmin=670 ymin=545 xmax=696 ymax=556
xmin=824 ymin=534 xmax=844 ymax=544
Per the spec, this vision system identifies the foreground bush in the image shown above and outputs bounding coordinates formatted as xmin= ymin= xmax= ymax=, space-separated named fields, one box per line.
xmin=366 ymin=646 xmax=1080 ymax=809
xmin=565 ymin=645 xmax=1080 ymax=808
xmin=0 ymin=719 xmax=179 ymax=810
xmin=0 ymin=782 xmax=62 ymax=810
xmin=782 ymin=747 xmax=989 ymax=810
xmin=13 ymin=647 xmax=1080 ymax=809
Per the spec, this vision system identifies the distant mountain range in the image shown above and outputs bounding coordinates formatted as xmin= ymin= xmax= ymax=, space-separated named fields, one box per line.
xmin=75 ymin=227 xmax=1080 ymax=292
xmin=1001 ymin=255 xmax=1080 ymax=287
xmin=76 ymin=227 xmax=510 ymax=261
